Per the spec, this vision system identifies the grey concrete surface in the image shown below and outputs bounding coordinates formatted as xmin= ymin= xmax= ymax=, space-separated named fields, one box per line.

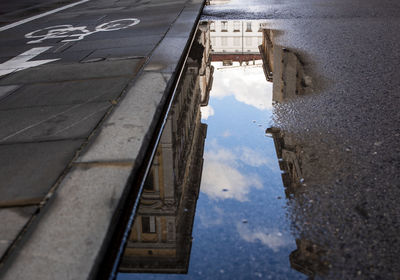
xmin=77 ymin=71 xmax=169 ymax=163
xmin=1 ymin=164 xmax=133 ymax=280
xmin=0 ymin=0 xmax=203 ymax=278
xmin=0 ymin=77 xmax=130 ymax=109
xmin=0 ymin=59 xmax=144 ymax=84
xmin=0 ymin=140 xmax=82 ymax=205
xmin=0 ymin=102 xmax=110 ymax=143
xmin=0 ymin=207 xmax=36 ymax=257
xmin=0 ymin=85 xmax=19 ymax=100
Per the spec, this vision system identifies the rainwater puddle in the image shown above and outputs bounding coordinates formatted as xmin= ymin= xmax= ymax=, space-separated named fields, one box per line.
xmin=116 ymin=20 xmax=316 ymax=280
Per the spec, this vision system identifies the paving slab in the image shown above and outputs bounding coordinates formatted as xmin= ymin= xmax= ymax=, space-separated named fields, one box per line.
xmin=1 ymin=164 xmax=133 ymax=280
xmin=0 ymin=102 xmax=111 ymax=143
xmin=0 ymin=76 xmax=130 ymax=109
xmin=0 ymin=85 xmax=19 ymax=101
xmin=66 ymin=35 xmax=160 ymax=52
xmin=145 ymin=36 xmax=191 ymax=74
xmin=77 ymin=71 xmax=168 ymax=163
xmin=0 ymin=140 xmax=82 ymax=205
xmin=0 ymin=207 xmax=37 ymax=257
xmin=80 ymin=46 xmax=154 ymax=61
xmin=0 ymin=58 xmax=144 ymax=85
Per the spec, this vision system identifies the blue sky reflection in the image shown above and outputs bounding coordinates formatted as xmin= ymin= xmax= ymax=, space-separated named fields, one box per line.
xmin=118 ymin=61 xmax=305 ymax=280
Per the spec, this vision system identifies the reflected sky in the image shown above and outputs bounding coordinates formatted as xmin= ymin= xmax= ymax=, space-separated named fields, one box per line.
xmin=119 ymin=61 xmax=305 ymax=280
xmin=192 ymin=62 xmax=304 ymax=279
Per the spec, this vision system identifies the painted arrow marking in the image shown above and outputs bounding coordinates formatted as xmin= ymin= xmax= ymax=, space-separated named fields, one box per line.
xmin=0 ymin=47 xmax=60 ymax=77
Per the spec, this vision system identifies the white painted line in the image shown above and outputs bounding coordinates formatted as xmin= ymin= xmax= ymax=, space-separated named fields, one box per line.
xmin=0 ymin=47 xmax=60 ymax=77
xmin=25 ymin=18 xmax=140 ymax=44
xmin=0 ymin=0 xmax=90 ymax=32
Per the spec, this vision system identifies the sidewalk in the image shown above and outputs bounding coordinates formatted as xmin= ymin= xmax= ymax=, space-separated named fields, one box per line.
xmin=0 ymin=0 xmax=204 ymax=278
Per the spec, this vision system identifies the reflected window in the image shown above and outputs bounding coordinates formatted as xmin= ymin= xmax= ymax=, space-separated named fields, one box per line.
xmin=221 ymin=21 xmax=228 ymax=32
xmin=233 ymin=37 xmax=240 ymax=46
xmin=223 ymin=60 xmax=233 ymax=66
xmin=246 ymin=22 xmax=252 ymax=32
xmin=210 ymin=22 xmax=215 ymax=31
xmin=233 ymin=21 xmax=240 ymax=32
xmin=245 ymin=37 xmax=252 ymax=46
xmin=221 ymin=37 xmax=228 ymax=46
xmin=142 ymin=216 xmax=156 ymax=233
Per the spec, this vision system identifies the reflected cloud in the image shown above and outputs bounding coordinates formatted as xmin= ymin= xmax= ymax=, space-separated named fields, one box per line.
xmin=201 ymin=159 xmax=262 ymax=201
xmin=211 ymin=62 xmax=273 ymax=111
xmin=198 ymin=206 xmax=225 ymax=228
xmin=238 ymin=146 xmax=269 ymax=167
xmin=201 ymin=141 xmax=272 ymax=201
xmin=222 ymin=130 xmax=231 ymax=138
xmin=201 ymin=105 xmax=215 ymax=120
xmin=237 ymin=223 xmax=292 ymax=252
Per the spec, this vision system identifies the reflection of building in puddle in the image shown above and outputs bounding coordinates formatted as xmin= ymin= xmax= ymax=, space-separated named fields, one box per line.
xmin=259 ymin=29 xmax=311 ymax=103
xmin=266 ymin=127 xmax=304 ymax=198
xmin=118 ymin=24 xmax=211 ymax=274
xmin=210 ymin=20 xmax=264 ymax=66
xmin=267 ymin=127 xmax=330 ymax=278
xmin=290 ymin=239 xmax=329 ymax=278
xmin=198 ymin=22 xmax=214 ymax=106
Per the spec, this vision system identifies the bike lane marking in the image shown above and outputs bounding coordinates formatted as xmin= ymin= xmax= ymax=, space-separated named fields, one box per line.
xmin=0 ymin=0 xmax=90 ymax=32
xmin=0 ymin=47 xmax=60 ymax=77
xmin=24 ymin=19 xmax=141 ymax=44
xmin=0 ymin=18 xmax=141 ymax=77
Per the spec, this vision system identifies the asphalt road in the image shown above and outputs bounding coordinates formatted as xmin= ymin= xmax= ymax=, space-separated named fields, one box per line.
xmin=203 ymin=0 xmax=400 ymax=279
xmin=0 ymin=0 xmax=201 ymax=278
xmin=0 ymin=0 xmax=80 ymax=27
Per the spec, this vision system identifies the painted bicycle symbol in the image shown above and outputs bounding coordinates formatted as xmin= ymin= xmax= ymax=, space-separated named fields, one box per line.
xmin=25 ymin=18 xmax=140 ymax=44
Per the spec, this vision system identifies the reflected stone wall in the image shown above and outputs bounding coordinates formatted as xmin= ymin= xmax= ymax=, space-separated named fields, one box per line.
xmin=259 ymin=29 xmax=311 ymax=103
xmin=118 ymin=24 xmax=212 ymax=274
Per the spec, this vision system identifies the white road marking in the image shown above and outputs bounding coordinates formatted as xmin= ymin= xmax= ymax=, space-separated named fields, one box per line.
xmin=0 ymin=47 xmax=60 ymax=77
xmin=0 ymin=0 xmax=90 ymax=32
xmin=25 ymin=18 xmax=141 ymax=44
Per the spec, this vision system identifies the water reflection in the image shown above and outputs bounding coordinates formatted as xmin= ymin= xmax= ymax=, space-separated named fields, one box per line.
xmin=290 ymin=239 xmax=329 ymax=278
xmin=118 ymin=23 xmax=211 ymax=274
xmin=117 ymin=20 xmax=307 ymax=280
xmin=259 ymin=29 xmax=312 ymax=103
xmin=265 ymin=127 xmax=304 ymax=198
xmin=261 ymin=28 xmax=331 ymax=279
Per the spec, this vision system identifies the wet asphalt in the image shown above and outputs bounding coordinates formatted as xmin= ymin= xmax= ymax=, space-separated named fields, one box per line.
xmin=203 ymin=0 xmax=400 ymax=279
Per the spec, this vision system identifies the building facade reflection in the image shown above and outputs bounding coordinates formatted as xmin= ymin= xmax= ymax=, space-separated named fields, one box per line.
xmin=265 ymin=127 xmax=304 ymax=198
xmin=261 ymin=27 xmax=329 ymax=279
xmin=118 ymin=23 xmax=211 ymax=274
xmin=210 ymin=20 xmax=263 ymax=66
xmin=259 ymin=28 xmax=311 ymax=103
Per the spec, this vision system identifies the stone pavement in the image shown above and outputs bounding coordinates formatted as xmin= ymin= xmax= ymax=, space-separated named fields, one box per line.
xmin=0 ymin=0 xmax=204 ymax=278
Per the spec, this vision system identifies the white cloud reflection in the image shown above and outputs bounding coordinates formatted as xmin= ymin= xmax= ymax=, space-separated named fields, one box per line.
xmin=237 ymin=223 xmax=292 ymax=252
xmin=200 ymin=141 xmax=267 ymax=201
xmin=201 ymin=105 xmax=215 ymax=120
xmin=211 ymin=61 xmax=273 ymax=111
xmin=198 ymin=206 xmax=224 ymax=228
xmin=238 ymin=146 xmax=269 ymax=167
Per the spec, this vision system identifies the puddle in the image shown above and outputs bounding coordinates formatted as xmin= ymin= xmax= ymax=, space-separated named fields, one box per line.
xmin=114 ymin=20 xmax=316 ymax=280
